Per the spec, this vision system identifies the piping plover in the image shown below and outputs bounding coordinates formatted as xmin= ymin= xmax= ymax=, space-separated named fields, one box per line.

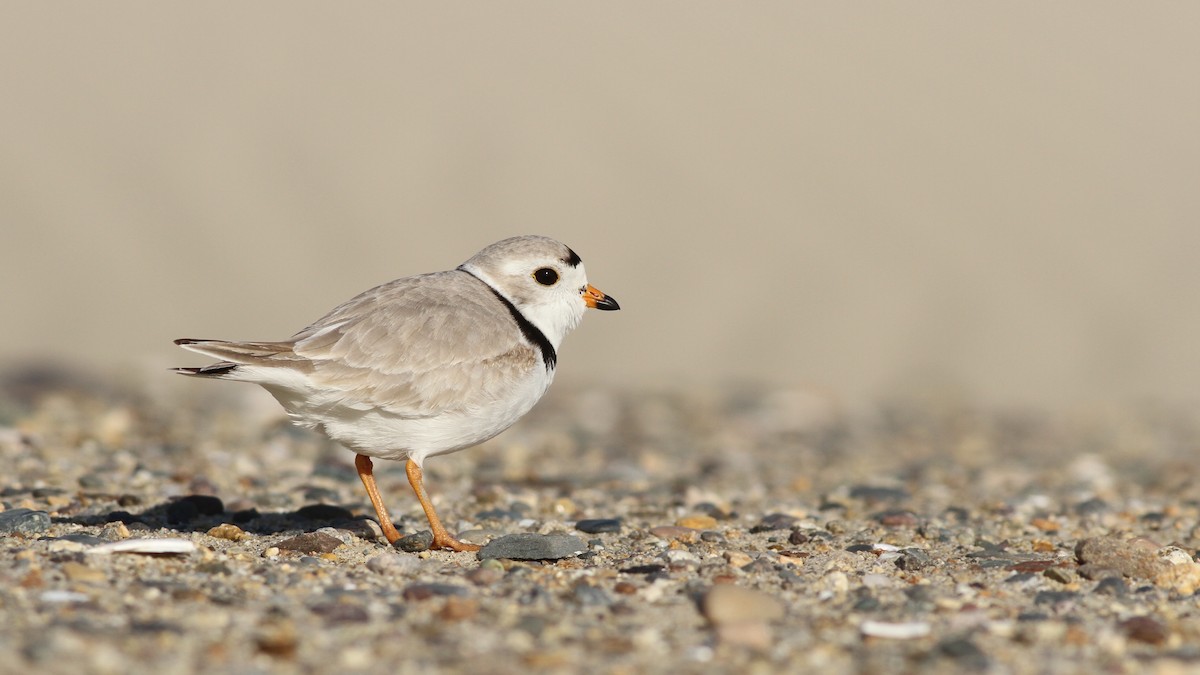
xmin=174 ymin=235 xmax=619 ymax=551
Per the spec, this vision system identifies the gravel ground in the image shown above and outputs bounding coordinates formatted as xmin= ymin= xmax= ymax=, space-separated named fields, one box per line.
xmin=1 ymin=368 xmax=1199 ymax=674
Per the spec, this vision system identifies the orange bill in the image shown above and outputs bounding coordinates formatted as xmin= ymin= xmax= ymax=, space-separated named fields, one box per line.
xmin=583 ymin=284 xmax=620 ymax=311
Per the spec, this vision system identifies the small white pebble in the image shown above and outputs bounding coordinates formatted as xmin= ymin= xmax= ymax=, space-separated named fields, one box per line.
xmin=40 ymin=590 xmax=90 ymax=603
xmin=860 ymin=620 xmax=932 ymax=640
xmin=87 ymin=538 xmax=196 ymax=555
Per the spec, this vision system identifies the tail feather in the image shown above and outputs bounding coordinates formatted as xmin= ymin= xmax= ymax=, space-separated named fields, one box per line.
xmin=173 ymin=337 xmax=309 ymax=380
xmin=174 ymin=338 xmax=297 ymax=364
xmin=172 ymin=362 xmax=239 ymax=378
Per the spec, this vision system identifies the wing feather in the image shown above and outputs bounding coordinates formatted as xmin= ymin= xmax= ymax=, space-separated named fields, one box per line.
xmin=290 ymin=270 xmax=539 ymax=417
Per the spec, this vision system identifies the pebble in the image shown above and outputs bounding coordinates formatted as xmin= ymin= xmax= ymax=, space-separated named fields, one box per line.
xmin=1076 ymin=536 xmax=1200 ymax=594
xmin=571 ymin=584 xmax=612 ymax=606
xmin=701 ymin=584 xmax=785 ymax=625
xmin=896 ymin=548 xmax=932 ymax=571
xmin=1093 ymin=577 xmax=1127 ymax=596
xmin=40 ymin=590 xmax=90 ymax=604
xmin=394 ymin=530 xmax=433 ymax=553
xmin=1076 ymin=537 xmax=1162 ymax=578
xmin=575 ymin=518 xmax=622 ymax=534
xmin=0 ymin=508 xmax=50 ymax=535
xmin=366 ymin=552 xmax=423 ymax=575
xmin=860 ymin=620 xmax=931 ymax=640
xmin=401 ymin=583 xmax=470 ymax=601
xmin=675 ymin=515 xmax=717 ymax=530
xmin=275 ymin=532 xmax=344 ymax=554
xmin=648 ymin=526 xmax=698 ymax=542
xmin=936 ymin=637 xmax=990 ymax=668
xmin=701 ymin=584 xmax=784 ymax=650
xmin=207 ymin=523 xmax=248 ymax=541
xmin=465 ymin=566 xmax=503 ymax=586
xmin=1044 ymin=567 xmax=1075 ymax=584
xmin=61 ymin=561 xmax=107 ymax=583
xmin=874 ymin=509 xmax=919 ymax=527
xmin=724 ymin=551 xmax=753 ymax=568
xmin=1120 ymin=616 xmax=1170 ymax=645
xmin=664 ymin=549 xmax=700 ymax=565
xmin=750 ymin=513 xmax=797 ymax=532
xmin=87 ymin=538 xmax=196 ymax=555
xmin=849 ymin=485 xmax=910 ymax=503
xmin=438 ymin=596 xmax=480 ymax=621
xmin=477 ymin=533 xmax=585 ymax=560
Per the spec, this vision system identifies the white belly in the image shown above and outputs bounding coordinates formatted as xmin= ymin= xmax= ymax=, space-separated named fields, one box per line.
xmin=260 ymin=366 xmax=554 ymax=465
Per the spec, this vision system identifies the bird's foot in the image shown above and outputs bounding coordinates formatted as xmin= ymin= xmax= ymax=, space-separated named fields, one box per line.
xmin=430 ymin=533 xmax=481 ymax=552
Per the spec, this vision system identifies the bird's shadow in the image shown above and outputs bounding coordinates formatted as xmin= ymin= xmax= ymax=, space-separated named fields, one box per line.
xmin=55 ymin=495 xmax=382 ymax=538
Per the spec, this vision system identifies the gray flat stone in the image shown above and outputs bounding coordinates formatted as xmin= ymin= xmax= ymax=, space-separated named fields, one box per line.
xmin=0 ymin=508 xmax=51 ymax=535
xmin=476 ymin=533 xmax=586 ymax=561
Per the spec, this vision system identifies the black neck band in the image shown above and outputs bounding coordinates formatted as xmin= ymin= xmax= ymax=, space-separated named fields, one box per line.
xmin=459 ymin=268 xmax=556 ymax=370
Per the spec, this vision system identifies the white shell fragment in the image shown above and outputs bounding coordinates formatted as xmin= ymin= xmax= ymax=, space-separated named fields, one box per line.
xmin=860 ymin=620 xmax=932 ymax=640
xmin=86 ymin=538 xmax=197 ymax=555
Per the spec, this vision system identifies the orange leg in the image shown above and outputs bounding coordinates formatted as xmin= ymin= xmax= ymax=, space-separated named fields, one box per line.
xmin=406 ymin=459 xmax=481 ymax=552
xmin=355 ymin=454 xmax=402 ymax=544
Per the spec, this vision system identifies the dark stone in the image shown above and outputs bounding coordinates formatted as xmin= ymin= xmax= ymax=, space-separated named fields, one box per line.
xmin=849 ymin=485 xmax=910 ymax=503
xmin=692 ymin=502 xmax=734 ymax=520
xmin=1094 ymin=577 xmax=1128 ymax=597
xmin=751 ymin=513 xmax=798 ymax=533
xmin=294 ymin=504 xmax=354 ymax=521
xmin=309 ymin=602 xmax=370 ymax=624
xmin=77 ymin=473 xmax=107 ymax=489
xmin=905 ymin=585 xmax=936 ymax=605
xmin=275 ymin=532 xmax=344 ymax=554
xmin=1034 ymin=590 xmax=1079 ymax=607
xmin=394 ymin=530 xmax=433 ymax=553
xmin=53 ymin=533 xmax=106 ymax=546
xmin=936 ymin=637 xmax=989 ymax=669
xmin=1074 ymin=497 xmax=1110 ymax=517
xmin=0 ymin=508 xmax=50 ymax=535
xmin=402 ymin=583 xmax=470 ymax=601
xmin=477 ymin=533 xmax=586 ymax=561
xmin=700 ymin=531 xmax=725 ymax=543
xmin=787 ymin=530 xmax=809 ymax=545
xmin=845 ymin=544 xmax=874 ymax=553
xmin=575 ymin=518 xmax=622 ymax=534
xmin=897 ymin=548 xmax=932 ymax=571
xmin=1017 ymin=612 xmax=1049 ymax=622
xmin=571 ymin=584 xmax=612 ymax=606
xmin=620 ymin=564 xmax=667 ymax=575
xmin=852 ymin=591 xmax=880 ymax=612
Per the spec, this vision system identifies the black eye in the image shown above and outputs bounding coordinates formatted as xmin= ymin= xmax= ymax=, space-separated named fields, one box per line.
xmin=533 ymin=267 xmax=559 ymax=286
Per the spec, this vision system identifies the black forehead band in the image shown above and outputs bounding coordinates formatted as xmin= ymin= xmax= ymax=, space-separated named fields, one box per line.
xmin=563 ymin=247 xmax=582 ymax=267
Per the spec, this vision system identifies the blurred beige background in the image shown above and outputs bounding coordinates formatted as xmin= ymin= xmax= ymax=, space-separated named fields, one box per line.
xmin=1 ymin=4 xmax=1197 ymax=410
